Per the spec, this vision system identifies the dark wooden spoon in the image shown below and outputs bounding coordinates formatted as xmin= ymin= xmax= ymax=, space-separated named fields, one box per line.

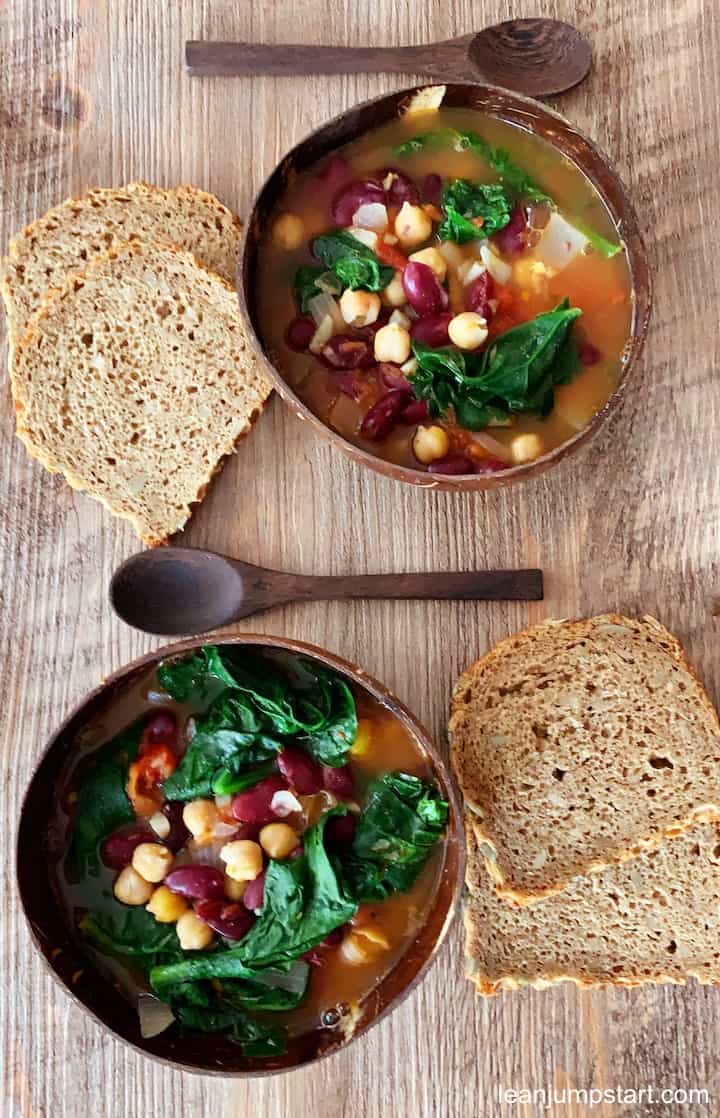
xmin=186 ymin=19 xmax=591 ymax=98
xmin=110 ymin=547 xmax=543 ymax=636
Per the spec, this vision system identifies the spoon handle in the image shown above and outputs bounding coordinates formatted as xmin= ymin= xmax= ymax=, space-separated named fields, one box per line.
xmin=185 ymin=40 xmax=464 ymax=79
xmin=291 ymin=569 xmax=543 ymax=604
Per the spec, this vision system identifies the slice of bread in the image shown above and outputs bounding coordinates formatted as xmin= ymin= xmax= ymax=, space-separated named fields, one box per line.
xmin=10 ymin=239 xmax=271 ymax=545
xmin=449 ymin=615 xmax=720 ymax=904
xmin=1 ymin=182 xmax=242 ymax=344
xmin=465 ymin=820 xmax=720 ymax=992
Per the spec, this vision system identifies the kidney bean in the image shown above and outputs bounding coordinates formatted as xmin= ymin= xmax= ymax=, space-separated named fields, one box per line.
xmin=320 ymin=335 xmax=374 ymax=369
xmin=288 ymin=842 xmax=305 ymax=860
xmin=381 ymin=169 xmax=421 ymax=206
xmin=422 ymin=173 xmax=443 ymax=205
xmin=165 ymin=864 xmax=225 ymax=901
xmin=491 ymin=202 xmax=527 ymax=255
xmin=378 ymin=363 xmax=413 ymax=392
xmin=321 ymin=927 xmax=344 ymax=947
xmin=324 ymin=813 xmax=357 ymax=850
xmin=141 ymin=710 xmax=177 ymax=747
xmin=411 ymin=312 xmax=453 ymax=347
xmin=232 ymin=774 xmax=288 ymax=824
xmin=331 ymin=179 xmax=385 ymax=225
xmin=277 ymin=745 xmax=323 ymax=794
xmin=242 ymin=871 xmax=265 ymax=913
xmin=285 ymin=315 xmax=316 ymax=352
xmin=398 ymin=398 xmax=430 ymax=424
xmin=402 ymin=261 xmax=448 ymax=316
xmin=474 ymin=456 xmax=508 ymax=474
xmin=579 ymin=340 xmax=602 ymax=365
xmin=360 ymin=389 xmax=412 ymax=441
xmin=322 ymin=764 xmax=355 ymax=799
xmin=162 ymin=800 xmax=190 ymax=852
xmin=464 ymin=272 xmax=495 ymax=319
xmin=427 ymin=453 xmax=475 ymax=475
xmin=303 ymin=948 xmax=324 ymax=967
xmin=101 ymin=825 xmax=153 ymax=870
xmin=195 ymin=899 xmax=254 ymax=941
xmin=232 ymin=820 xmax=262 ymax=842
xmin=317 ymin=155 xmax=353 ymax=193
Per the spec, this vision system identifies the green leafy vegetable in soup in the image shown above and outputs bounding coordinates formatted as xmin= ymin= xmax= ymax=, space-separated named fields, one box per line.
xmin=66 ymin=646 xmax=448 ymax=1060
xmin=438 ymin=179 xmax=512 ymax=242
xmin=312 ymin=230 xmax=394 ymax=292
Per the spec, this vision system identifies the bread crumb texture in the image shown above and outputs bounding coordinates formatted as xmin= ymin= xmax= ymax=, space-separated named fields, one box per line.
xmin=450 ymin=614 xmax=720 ymax=903
xmin=10 ymin=240 xmax=271 ymax=544
xmin=1 ymin=182 xmax=242 ymax=343
xmin=465 ymin=820 xmax=720 ymax=993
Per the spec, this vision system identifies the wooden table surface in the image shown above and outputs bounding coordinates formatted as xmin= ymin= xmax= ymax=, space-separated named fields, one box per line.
xmin=1 ymin=1 xmax=719 ymax=1115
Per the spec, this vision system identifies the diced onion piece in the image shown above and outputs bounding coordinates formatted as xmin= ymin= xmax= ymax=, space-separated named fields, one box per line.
xmin=534 ymin=212 xmax=589 ymax=271
xmin=478 ymin=242 xmax=512 ymax=285
xmin=470 ymin=430 xmax=513 ymax=462
xmin=315 ymin=270 xmax=342 ymax=295
xmin=437 ymin=240 xmax=465 ymax=268
xmin=352 ymin=202 xmax=388 ymax=231
xmin=460 ymin=260 xmax=487 ymax=287
xmin=308 ymin=313 xmax=335 ymax=354
xmin=400 ymin=357 xmax=418 ymax=375
xmin=347 ymin=227 xmax=378 ymax=250
xmin=308 ymin=292 xmax=343 ymax=328
xmin=271 ymin=789 xmax=303 ymax=817
xmin=138 ymin=995 xmax=175 ymax=1039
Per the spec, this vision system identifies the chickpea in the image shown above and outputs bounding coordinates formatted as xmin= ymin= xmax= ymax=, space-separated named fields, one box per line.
xmin=373 ymin=322 xmax=411 ymax=365
xmin=113 ymin=865 xmax=154 ymax=906
xmin=131 ymin=842 xmax=173 ymax=884
xmin=381 ymin=270 xmax=407 ymax=307
xmin=340 ymin=923 xmax=391 ymax=966
xmin=510 ymin=432 xmax=545 ymax=464
xmin=394 ymin=202 xmax=432 ymax=249
xmin=271 ymin=211 xmax=305 ymax=251
xmin=220 ymin=839 xmax=264 ymax=882
xmin=408 ymin=247 xmax=447 ymax=282
xmin=412 ymin=424 xmax=450 ymax=465
xmin=224 ymin=875 xmax=246 ymax=902
xmin=182 ymin=798 xmax=218 ymax=844
xmin=339 ymin=288 xmax=381 ymax=328
xmin=448 ymin=311 xmax=489 ymax=351
xmin=146 ymin=885 xmax=188 ymax=924
xmin=176 ymin=910 xmax=214 ymax=951
xmin=259 ymin=822 xmax=300 ymax=860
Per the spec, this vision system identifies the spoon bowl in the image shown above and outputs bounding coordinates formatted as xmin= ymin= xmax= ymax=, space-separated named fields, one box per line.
xmin=186 ymin=19 xmax=592 ymax=98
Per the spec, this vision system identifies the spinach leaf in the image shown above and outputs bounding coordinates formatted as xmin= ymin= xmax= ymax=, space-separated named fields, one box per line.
xmin=150 ymin=812 xmax=356 ymax=987
xmin=71 ymin=722 xmax=142 ymax=878
xmin=82 ymin=904 xmax=178 ymax=962
xmin=162 ymin=694 xmax=281 ymax=801
xmin=221 ymin=961 xmax=310 ymax=1011
xmin=294 ymin=663 xmax=358 ymax=767
xmin=171 ymin=986 xmax=288 ymax=1058
xmin=341 ymin=773 xmax=448 ymax=902
xmin=313 ymin=230 xmax=393 ymax=292
xmin=293 ymin=265 xmax=326 ymax=312
xmin=393 ymin=129 xmax=551 ymax=204
xmin=410 ymin=300 xmax=582 ymax=425
xmin=438 ymin=179 xmax=511 ymax=242
xmin=157 ymin=646 xmax=236 ymax=706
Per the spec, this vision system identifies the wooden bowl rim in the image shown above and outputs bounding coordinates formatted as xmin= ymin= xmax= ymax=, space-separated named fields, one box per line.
xmin=16 ymin=632 xmax=465 ymax=1076
xmin=237 ymin=80 xmax=652 ymax=491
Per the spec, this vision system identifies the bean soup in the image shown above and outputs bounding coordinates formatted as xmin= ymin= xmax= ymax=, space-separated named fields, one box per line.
xmin=57 ymin=645 xmax=447 ymax=1060
xmin=256 ymin=107 xmax=633 ymax=474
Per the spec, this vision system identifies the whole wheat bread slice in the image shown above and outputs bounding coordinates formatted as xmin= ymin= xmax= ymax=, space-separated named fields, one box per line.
xmin=10 ymin=239 xmax=271 ymax=545
xmin=465 ymin=820 xmax=720 ymax=992
xmin=1 ymin=182 xmax=242 ymax=344
xmin=450 ymin=615 xmax=720 ymax=904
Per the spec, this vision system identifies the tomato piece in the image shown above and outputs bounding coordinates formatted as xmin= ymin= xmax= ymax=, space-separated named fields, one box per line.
xmin=126 ymin=744 xmax=177 ymax=817
xmin=375 ymin=241 xmax=408 ymax=271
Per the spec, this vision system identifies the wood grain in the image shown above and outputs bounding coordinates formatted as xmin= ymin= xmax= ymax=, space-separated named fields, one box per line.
xmin=1 ymin=0 xmax=719 ymax=1115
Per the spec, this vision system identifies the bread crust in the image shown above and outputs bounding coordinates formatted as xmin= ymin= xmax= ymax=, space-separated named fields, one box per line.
xmin=449 ymin=614 xmax=720 ymax=904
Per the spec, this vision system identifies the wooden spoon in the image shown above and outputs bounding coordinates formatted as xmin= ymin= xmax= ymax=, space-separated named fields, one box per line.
xmin=110 ymin=547 xmax=543 ymax=636
xmin=185 ymin=19 xmax=591 ymax=98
